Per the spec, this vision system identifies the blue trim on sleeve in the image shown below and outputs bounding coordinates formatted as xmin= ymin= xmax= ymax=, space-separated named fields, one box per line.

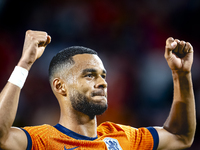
xmin=21 ymin=128 xmax=32 ymax=150
xmin=147 ymin=127 xmax=159 ymax=150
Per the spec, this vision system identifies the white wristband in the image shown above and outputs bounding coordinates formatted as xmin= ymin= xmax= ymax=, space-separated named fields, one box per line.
xmin=8 ymin=66 xmax=28 ymax=89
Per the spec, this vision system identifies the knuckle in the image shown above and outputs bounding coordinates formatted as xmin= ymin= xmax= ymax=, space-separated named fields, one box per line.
xmin=180 ymin=41 xmax=186 ymax=46
xmin=44 ymin=32 xmax=48 ymax=36
xmin=186 ymin=42 xmax=193 ymax=49
xmin=26 ymin=30 xmax=32 ymax=35
xmin=174 ymin=39 xmax=180 ymax=43
xmin=31 ymin=37 xmax=36 ymax=41
xmin=186 ymin=42 xmax=191 ymax=46
xmin=166 ymin=37 xmax=174 ymax=44
xmin=167 ymin=37 xmax=174 ymax=41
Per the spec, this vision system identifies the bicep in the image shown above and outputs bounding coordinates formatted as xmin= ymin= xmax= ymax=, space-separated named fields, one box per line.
xmin=1 ymin=127 xmax=28 ymax=150
xmin=155 ymin=127 xmax=187 ymax=150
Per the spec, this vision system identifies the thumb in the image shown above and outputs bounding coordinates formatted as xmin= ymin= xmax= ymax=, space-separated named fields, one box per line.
xmin=45 ymin=35 xmax=51 ymax=46
xmin=38 ymin=35 xmax=51 ymax=47
xmin=164 ymin=37 xmax=177 ymax=58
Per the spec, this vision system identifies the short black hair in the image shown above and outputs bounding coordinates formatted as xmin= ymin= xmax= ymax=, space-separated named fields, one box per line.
xmin=49 ymin=46 xmax=97 ymax=83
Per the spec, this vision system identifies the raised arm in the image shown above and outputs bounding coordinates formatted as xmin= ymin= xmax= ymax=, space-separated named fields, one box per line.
xmin=0 ymin=30 xmax=51 ymax=150
xmin=155 ymin=37 xmax=196 ymax=150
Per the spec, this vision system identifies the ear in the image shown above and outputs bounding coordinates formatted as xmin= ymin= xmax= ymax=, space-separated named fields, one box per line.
xmin=53 ymin=78 xmax=67 ymax=96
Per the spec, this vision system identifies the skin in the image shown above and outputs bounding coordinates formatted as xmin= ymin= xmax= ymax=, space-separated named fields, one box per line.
xmin=53 ymin=54 xmax=107 ymax=137
xmin=0 ymin=31 xmax=196 ymax=150
xmin=155 ymin=38 xmax=196 ymax=149
xmin=0 ymin=30 xmax=51 ymax=149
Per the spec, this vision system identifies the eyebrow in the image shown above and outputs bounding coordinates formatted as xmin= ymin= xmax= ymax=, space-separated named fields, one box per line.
xmin=82 ymin=68 xmax=107 ymax=74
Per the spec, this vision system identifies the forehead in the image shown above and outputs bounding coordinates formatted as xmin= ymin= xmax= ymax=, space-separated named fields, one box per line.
xmin=71 ymin=54 xmax=105 ymax=72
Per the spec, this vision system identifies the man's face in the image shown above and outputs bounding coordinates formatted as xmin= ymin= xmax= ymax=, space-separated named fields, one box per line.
xmin=66 ymin=54 xmax=108 ymax=119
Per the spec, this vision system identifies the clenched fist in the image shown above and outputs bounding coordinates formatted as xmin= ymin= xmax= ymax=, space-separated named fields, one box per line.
xmin=18 ymin=30 xmax=51 ymax=70
xmin=164 ymin=37 xmax=193 ymax=73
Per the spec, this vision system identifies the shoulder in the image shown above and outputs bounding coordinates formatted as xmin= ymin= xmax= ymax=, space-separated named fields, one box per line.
xmin=23 ymin=124 xmax=52 ymax=131
xmin=97 ymin=122 xmax=159 ymax=150
xmin=97 ymin=121 xmax=146 ymax=135
xmin=22 ymin=124 xmax=54 ymax=137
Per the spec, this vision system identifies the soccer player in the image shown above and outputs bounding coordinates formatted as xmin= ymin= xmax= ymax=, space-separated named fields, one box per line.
xmin=0 ymin=30 xmax=196 ymax=150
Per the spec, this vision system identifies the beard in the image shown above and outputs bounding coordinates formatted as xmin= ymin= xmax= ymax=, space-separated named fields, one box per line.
xmin=69 ymin=90 xmax=108 ymax=119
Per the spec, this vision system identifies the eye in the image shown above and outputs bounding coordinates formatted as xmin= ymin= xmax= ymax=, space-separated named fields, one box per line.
xmin=85 ymin=74 xmax=93 ymax=78
xmin=101 ymin=74 xmax=106 ymax=79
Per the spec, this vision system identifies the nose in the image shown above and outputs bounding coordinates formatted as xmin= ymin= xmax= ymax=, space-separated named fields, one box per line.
xmin=95 ymin=76 xmax=107 ymax=89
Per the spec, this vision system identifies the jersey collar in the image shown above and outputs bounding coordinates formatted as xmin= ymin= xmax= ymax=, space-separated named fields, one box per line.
xmin=54 ymin=124 xmax=98 ymax=141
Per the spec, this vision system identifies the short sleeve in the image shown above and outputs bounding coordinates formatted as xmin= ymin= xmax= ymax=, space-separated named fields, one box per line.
xmin=146 ymin=127 xmax=159 ymax=150
xmin=22 ymin=125 xmax=49 ymax=150
xmin=21 ymin=128 xmax=32 ymax=150
xmin=116 ymin=123 xmax=159 ymax=150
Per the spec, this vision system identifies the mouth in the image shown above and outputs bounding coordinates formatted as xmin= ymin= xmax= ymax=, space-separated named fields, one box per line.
xmin=91 ymin=90 xmax=107 ymax=101
xmin=91 ymin=90 xmax=106 ymax=97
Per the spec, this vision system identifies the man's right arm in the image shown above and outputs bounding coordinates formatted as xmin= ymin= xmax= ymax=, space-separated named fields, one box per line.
xmin=0 ymin=30 xmax=51 ymax=150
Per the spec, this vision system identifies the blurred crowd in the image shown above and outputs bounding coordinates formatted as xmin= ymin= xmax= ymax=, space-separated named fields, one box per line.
xmin=0 ymin=0 xmax=200 ymax=149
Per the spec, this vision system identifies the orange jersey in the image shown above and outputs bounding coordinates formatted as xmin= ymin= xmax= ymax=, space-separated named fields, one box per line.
xmin=22 ymin=122 xmax=158 ymax=150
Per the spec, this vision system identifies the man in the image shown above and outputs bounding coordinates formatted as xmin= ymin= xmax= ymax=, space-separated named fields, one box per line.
xmin=0 ymin=30 xmax=196 ymax=150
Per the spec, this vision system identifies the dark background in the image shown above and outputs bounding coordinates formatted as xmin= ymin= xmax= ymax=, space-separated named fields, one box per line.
xmin=0 ymin=0 xmax=200 ymax=149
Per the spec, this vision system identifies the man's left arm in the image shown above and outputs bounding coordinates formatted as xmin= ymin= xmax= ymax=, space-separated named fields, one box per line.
xmin=154 ymin=38 xmax=196 ymax=150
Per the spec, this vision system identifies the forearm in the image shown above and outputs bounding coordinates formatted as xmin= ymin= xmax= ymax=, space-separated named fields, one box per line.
xmin=164 ymin=71 xmax=196 ymax=143
xmin=0 ymin=30 xmax=50 ymax=144
xmin=0 ymin=82 xmax=21 ymax=139
xmin=0 ymin=61 xmax=30 ymax=141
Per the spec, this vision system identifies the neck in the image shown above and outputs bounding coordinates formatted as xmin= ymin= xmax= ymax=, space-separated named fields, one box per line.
xmin=59 ymin=107 xmax=98 ymax=138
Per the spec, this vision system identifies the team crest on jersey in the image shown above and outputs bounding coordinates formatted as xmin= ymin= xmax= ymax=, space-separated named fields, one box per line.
xmin=103 ymin=137 xmax=122 ymax=150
